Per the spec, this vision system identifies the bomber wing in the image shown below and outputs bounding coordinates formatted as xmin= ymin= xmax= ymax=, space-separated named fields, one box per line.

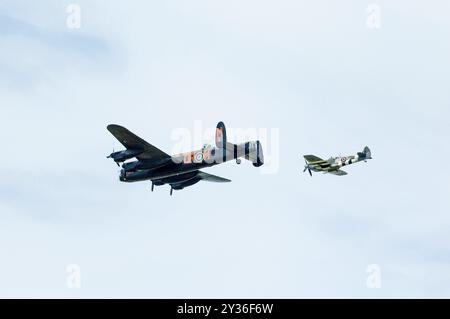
xmin=197 ymin=171 xmax=231 ymax=183
xmin=107 ymin=124 xmax=170 ymax=161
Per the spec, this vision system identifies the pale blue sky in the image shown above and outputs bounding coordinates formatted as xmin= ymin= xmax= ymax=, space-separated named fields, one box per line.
xmin=1 ymin=0 xmax=450 ymax=298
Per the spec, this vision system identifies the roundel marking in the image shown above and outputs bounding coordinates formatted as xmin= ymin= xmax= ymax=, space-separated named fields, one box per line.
xmin=194 ymin=152 xmax=203 ymax=163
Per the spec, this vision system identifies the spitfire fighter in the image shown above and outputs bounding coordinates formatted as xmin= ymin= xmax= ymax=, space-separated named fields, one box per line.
xmin=303 ymin=146 xmax=372 ymax=176
xmin=107 ymin=122 xmax=264 ymax=195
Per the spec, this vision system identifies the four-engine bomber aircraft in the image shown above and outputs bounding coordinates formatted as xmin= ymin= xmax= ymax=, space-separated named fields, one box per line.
xmin=107 ymin=122 xmax=264 ymax=195
xmin=303 ymin=146 xmax=372 ymax=176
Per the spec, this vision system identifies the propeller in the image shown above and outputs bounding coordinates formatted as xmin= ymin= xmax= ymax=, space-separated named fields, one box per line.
xmin=303 ymin=160 xmax=312 ymax=177
xmin=107 ymin=148 xmax=121 ymax=166
xmin=107 ymin=148 xmax=115 ymax=159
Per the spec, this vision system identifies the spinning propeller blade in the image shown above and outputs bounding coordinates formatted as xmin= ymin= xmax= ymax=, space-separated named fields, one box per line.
xmin=303 ymin=159 xmax=312 ymax=177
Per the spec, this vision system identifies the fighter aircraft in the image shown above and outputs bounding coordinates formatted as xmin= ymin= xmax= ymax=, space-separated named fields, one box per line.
xmin=107 ymin=122 xmax=264 ymax=195
xmin=303 ymin=146 xmax=372 ymax=176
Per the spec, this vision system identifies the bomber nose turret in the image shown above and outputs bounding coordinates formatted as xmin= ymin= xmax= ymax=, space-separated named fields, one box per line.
xmin=119 ymin=169 xmax=127 ymax=181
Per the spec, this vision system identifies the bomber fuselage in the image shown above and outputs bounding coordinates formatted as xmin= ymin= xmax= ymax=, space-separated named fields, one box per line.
xmin=119 ymin=143 xmax=261 ymax=183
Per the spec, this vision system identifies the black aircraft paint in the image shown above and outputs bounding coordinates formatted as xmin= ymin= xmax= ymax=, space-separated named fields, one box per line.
xmin=107 ymin=122 xmax=264 ymax=195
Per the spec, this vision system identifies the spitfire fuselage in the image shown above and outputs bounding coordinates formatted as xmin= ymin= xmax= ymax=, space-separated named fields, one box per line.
xmin=310 ymin=153 xmax=367 ymax=173
xmin=304 ymin=146 xmax=372 ymax=176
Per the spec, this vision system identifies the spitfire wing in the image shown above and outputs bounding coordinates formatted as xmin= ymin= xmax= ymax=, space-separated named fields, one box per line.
xmin=197 ymin=171 xmax=231 ymax=183
xmin=328 ymin=169 xmax=348 ymax=176
xmin=107 ymin=124 xmax=170 ymax=161
xmin=304 ymin=155 xmax=326 ymax=163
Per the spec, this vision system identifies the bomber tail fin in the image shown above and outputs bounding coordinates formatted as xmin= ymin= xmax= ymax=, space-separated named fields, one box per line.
xmin=244 ymin=140 xmax=264 ymax=167
xmin=215 ymin=121 xmax=264 ymax=167
xmin=215 ymin=121 xmax=227 ymax=149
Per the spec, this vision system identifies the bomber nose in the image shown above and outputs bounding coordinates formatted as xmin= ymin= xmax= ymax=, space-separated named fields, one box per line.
xmin=119 ymin=169 xmax=126 ymax=181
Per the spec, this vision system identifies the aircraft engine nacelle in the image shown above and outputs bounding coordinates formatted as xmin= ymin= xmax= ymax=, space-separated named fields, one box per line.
xmin=171 ymin=177 xmax=201 ymax=190
xmin=122 ymin=158 xmax=172 ymax=172
xmin=108 ymin=149 xmax=144 ymax=163
xmin=159 ymin=171 xmax=202 ymax=190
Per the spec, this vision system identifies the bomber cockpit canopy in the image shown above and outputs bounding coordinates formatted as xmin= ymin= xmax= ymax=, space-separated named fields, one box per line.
xmin=202 ymin=144 xmax=213 ymax=151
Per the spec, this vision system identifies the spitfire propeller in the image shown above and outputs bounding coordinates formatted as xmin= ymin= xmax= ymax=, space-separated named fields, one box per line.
xmin=303 ymin=160 xmax=312 ymax=177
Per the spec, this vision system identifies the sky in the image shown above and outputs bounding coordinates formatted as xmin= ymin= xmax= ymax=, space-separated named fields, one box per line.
xmin=1 ymin=0 xmax=450 ymax=298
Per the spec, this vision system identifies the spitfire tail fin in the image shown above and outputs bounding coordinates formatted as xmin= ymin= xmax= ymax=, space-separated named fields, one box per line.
xmin=215 ymin=121 xmax=227 ymax=149
xmin=359 ymin=146 xmax=372 ymax=159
